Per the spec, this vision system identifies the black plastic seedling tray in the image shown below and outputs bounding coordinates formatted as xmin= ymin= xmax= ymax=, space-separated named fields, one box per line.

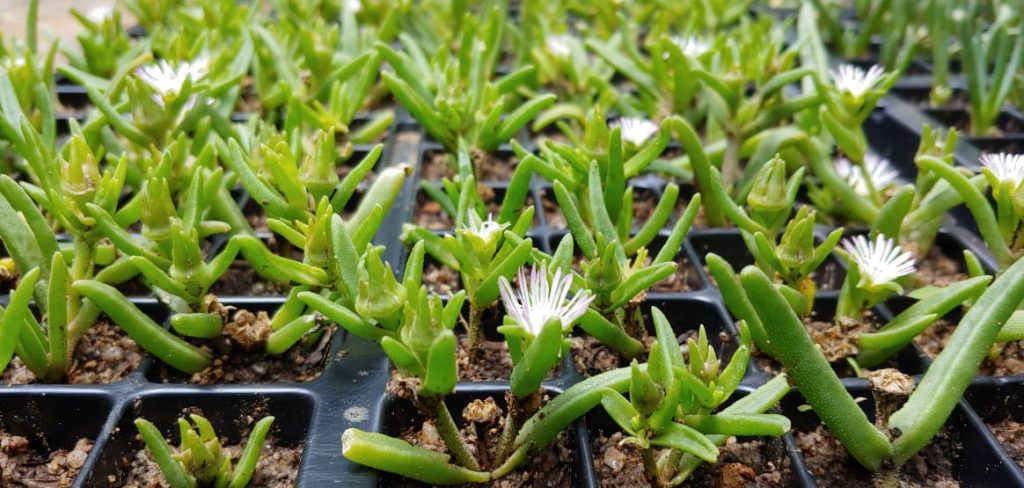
xmin=10 ymin=36 xmax=1024 ymax=487
xmin=779 ymin=383 xmax=1024 ymax=486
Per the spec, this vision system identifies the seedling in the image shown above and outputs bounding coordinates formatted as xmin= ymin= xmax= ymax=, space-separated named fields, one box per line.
xmin=135 ymin=413 xmax=275 ymax=488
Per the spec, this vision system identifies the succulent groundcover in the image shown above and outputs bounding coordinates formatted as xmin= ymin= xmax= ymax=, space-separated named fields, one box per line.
xmin=2 ymin=0 xmax=1024 ymax=486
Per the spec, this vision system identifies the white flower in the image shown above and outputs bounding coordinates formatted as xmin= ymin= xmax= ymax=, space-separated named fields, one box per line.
xmin=545 ymin=34 xmax=573 ymax=58
xmin=980 ymin=152 xmax=1024 ymax=187
xmin=842 ymin=234 xmax=916 ymax=287
xmin=670 ymin=35 xmax=710 ymax=57
xmin=612 ymin=117 xmax=659 ymax=145
xmin=136 ymin=58 xmax=208 ymax=104
xmin=830 ymin=64 xmax=886 ymax=98
xmin=2 ymin=57 xmax=25 ymax=69
xmin=498 ymin=263 xmax=594 ymax=337
xmin=464 ymin=212 xmax=505 ymax=243
xmin=345 ymin=0 xmax=362 ymax=12
xmin=835 ymin=154 xmax=898 ymax=195
xmin=86 ymin=5 xmax=114 ymax=22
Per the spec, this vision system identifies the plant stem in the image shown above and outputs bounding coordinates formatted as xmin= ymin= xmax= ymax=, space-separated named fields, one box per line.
xmin=741 ymin=266 xmax=892 ymax=470
xmin=26 ymin=0 xmax=38 ymax=54
xmin=467 ymin=304 xmax=482 ymax=356
xmin=889 ymin=251 xmax=1024 ymax=462
xmin=494 ymin=411 xmax=516 ymax=465
xmin=642 ymin=448 xmax=661 ymax=486
xmin=436 ymin=400 xmax=481 ymax=471
xmin=721 ymin=135 xmax=741 ymax=189
xmin=672 ymin=117 xmax=725 ymax=226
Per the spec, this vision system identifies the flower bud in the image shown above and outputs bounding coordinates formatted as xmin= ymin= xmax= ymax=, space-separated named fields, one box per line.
xmin=629 ymin=360 xmax=663 ymax=416
xmin=304 ymin=198 xmax=334 ymax=271
xmin=400 ymin=286 xmax=440 ymax=362
xmin=585 ymin=241 xmax=623 ymax=299
xmin=141 ymin=177 xmax=178 ymax=244
xmin=748 ymin=158 xmax=789 ymax=213
xmin=61 ymin=137 xmax=100 ymax=205
xmin=356 ymin=246 xmax=405 ymax=326
xmin=747 ymin=157 xmax=791 ymax=232
xmin=778 ymin=208 xmax=816 ymax=271
xmin=300 ymin=129 xmax=340 ymax=202
xmin=458 ymin=210 xmax=507 ymax=260
xmin=169 ymin=220 xmax=204 ymax=299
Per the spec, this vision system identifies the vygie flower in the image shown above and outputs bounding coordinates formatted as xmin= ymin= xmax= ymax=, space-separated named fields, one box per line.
xmin=464 ymin=211 xmax=505 ymax=241
xmin=830 ymin=64 xmax=886 ymax=98
xmin=459 ymin=211 xmax=507 ymax=257
xmin=499 ymin=263 xmax=594 ymax=337
xmin=669 ymin=35 xmax=710 ymax=57
xmin=835 ymin=154 xmax=898 ymax=196
xmin=842 ymin=234 xmax=915 ymax=288
xmin=545 ymin=34 xmax=573 ymax=58
xmin=612 ymin=117 xmax=659 ymax=145
xmin=980 ymin=152 xmax=1024 ymax=188
xmin=86 ymin=6 xmax=114 ymax=22
xmin=2 ymin=57 xmax=25 ymax=69
xmin=136 ymin=58 xmax=208 ymax=105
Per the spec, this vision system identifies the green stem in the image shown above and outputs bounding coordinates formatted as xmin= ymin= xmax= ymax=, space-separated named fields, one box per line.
xmin=890 ymin=253 xmax=1024 ymax=462
xmin=134 ymin=419 xmax=195 ymax=488
xmin=916 ymin=156 xmax=1011 ymax=267
xmin=27 ymin=0 xmax=39 ymax=54
xmin=436 ymin=400 xmax=481 ymax=471
xmin=642 ymin=448 xmax=660 ymax=485
xmin=229 ymin=416 xmax=275 ymax=488
xmin=577 ymin=308 xmax=645 ymax=358
xmin=740 ymin=266 xmax=892 ymax=470
xmin=73 ymin=281 xmax=210 ymax=373
xmin=720 ymin=135 xmax=741 ymax=189
xmin=342 ymin=429 xmax=491 ymax=484
xmin=672 ymin=117 xmax=725 ymax=226
xmin=801 ymin=138 xmax=878 ymax=224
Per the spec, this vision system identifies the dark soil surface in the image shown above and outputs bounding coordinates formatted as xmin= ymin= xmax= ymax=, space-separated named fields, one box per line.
xmin=989 ymin=418 xmax=1024 ymax=469
xmin=916 ymin=318 xmax=1024 ymax=376
xmin=571 ymin=335 xmax=627 ymax=377
xmin=0 ymin=431 xmax=91 ymax=487
xmin=114 ymin=277 xmax=155 ymax=297
xmin=413 ymin=184 xmax=538 ymax=230
xmin=591 ymin=431 xmax=791 ymax=487
xmin=914 ymin=246 xmax=968 ymax=288
xmin=540 ymin=187 xmax=661 ymax=231
xmin=590 ymin=431 xmax=649 ymax=487
xmin=421 ymin=150 xmax=455 ymax=181
xmin=122 ymin=437 xmax=301 ymax=487
xmin=1 ymin=321 xmax=142 ymax=385
xmin=423 ymin=261 xmax=461 ymax=295
xmin=571 ymin=328 xmax=726 ymax=377
xmin=540 ymin=189 xmax=566 ymax=229
xmin=153 ymin=301 xmax=333 ymax=384
xmin=421 ymin=149 xmax=520 ymax=183
xmin=413 ymin=190 xmax=453 ymax=230
xmin=384 ymin=393 xmax=575 ymax=487
xmin=651 ymin=255 xmax=702 ymax=292
xmin=630 ymin=188 xmax=658 ymax=229
xmin=458 ymin=335 xmax=515 ymax=381
xmin=796 ymin=424 xmax=959 ymax=487
xmin=756 ymin=312 xmax=896 ymax=378
xmin=473 ymin=149 xmax=519 ymax=183
xmin=208 ymin=263 xmax=291 ymax=296
xmin=703 ymin=261 xmax=843 ymax=291
xmin=456 ymin=335 xmax=564 ymax=382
